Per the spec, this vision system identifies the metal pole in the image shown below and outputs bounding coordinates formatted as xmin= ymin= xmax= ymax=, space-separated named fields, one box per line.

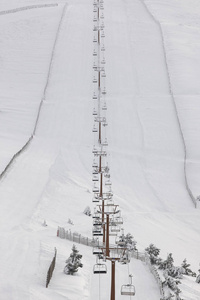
xmin=110 ymin=260 xmax=115 ymax=300
xmin=106 ymin=214 xmax=109 ymax=257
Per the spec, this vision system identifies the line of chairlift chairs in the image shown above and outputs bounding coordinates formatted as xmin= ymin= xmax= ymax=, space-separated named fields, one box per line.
xmin=92 ymin=1 xmax=135 ymax=297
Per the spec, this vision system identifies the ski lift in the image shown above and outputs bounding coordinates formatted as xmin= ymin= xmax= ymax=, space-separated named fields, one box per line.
xmin=101 ymin=31 xmax=105 ymax=38
xmin=93 ymin=36 xmax=97 ymax=42
xmin=93 ymin=263 xmax=107 ymax=274
xmin=92 ymin=146 xmax=98 ymax=154
xmin=92 ymin=197 xmax=99 ymax=203
xmin=93 ymin=93 xmax=97 ymax=100
xmin=102 ymin=121 xmax=108 ymax=127
xmin=101 ymin=138 xmax=108 ymax=146
xmin=111 ymin=225 xmax=120 ymax=232
xmin=101 ymin=45 xmax=105 ymax=51
xmin=101 ymin=57 xmax=106 ymax=64
xmin=93 ymin=49 xmax=97 ymax=56
xmin=92 ymin=228 xmax=103 ymax=236
xmin=112 ymin=217 xmax=123 ymax=225
xmin=92 ymin=160 xmax=98 ymax=168
xmin=93 ymin=16 xmax=97 ymax=22
xmin=104 ymin=173 xmax=110 ymax=178
xmin=100 ymin=13 xmax=104 ymax=19
xmin=102 ymin=88 xmax=106 ymax=95
xmin=92 ymin=125 xmax=98 ymax=132
xmin=101 ymin=72 xmax=106 ymax=78
xmin=93 ymin=184 xmax=99 ymax=193
xmin=102 ymin=102 xmax=107 ymax=110
xmin=121 ymin=275 xmax=135 ymax=296
xmin=93 ymin=247 xmax=103 ymax=255
xmin=93 ymin=77 xmax=97 ymax=83
xmin=92 ymin=175 xmax=99 ymax=182
xmin=93 ymin=169 xmax=98 ymax=175
xmin=105 ymin=179 xmax=111 ymax=185
xmin=93 ymin=212 xmax=101 ymax=219
xmin=93 ymin=108 xmax=98 ymax=116
xmin=93 ymin=218 xmax=102 ymax=226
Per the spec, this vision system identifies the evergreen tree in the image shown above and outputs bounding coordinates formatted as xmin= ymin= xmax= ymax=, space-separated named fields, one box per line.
xmin=196 ymin=269 xmax=200 ymax=283
xmin=181 ymin=259 xmax=196 ymax=277
xmin=64 ymin=244 xmax=83 ymax=275
xmin=145 ymin=243 xmax=160 ymax=265
xmin=159 ymin=253 xmax=174 ymax=270
xmin=83 ymin=206 xmax=91 ymax=216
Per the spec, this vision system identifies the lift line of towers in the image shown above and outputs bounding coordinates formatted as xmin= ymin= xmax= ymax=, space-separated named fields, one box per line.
xmin=91 ymin=0 xmax=135 ymax=299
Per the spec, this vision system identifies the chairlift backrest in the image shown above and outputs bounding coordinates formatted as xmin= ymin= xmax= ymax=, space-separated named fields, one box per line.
xmin=121 ymin=284 xmax=135 ymax=296
xmin=93 ymin=263 xmax=107 ymax=274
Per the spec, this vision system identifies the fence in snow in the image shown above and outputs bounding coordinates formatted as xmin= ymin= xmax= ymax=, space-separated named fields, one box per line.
xmin=57 ymin=227 xmax=165 ymax=298
xmin=46 ymin=247 xmax=57 ymax=288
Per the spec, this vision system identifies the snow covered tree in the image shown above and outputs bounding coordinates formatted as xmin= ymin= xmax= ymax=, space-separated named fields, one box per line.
xmin=196 ymin=269 xmax=200 ymax=283
xmin=83 ymin=206 xmax=91 ymax=216
xmin=145 ymin=243 xmax=160 ymax=265
xmin=64 ymin=244 xmax=83 ymax=275
xmin=163 ymin=273 xmax=181 ymax=292
xmin=181 ymin=259 xmax=196 ymax=277
xmin=118 ymin=232 xmax=137 ymax=250
xmin=159 ymin=253 xmax=174 ymax=270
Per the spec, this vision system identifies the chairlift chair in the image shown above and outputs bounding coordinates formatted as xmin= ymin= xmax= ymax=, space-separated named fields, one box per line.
xmin=92 ymin=160 xmax=98 ymax=168
xmin=93 ymin=248 xmax=103 ymax=255
xmin=92 ymin=175 xmax=99 ymax=182
xmin=93 ymin=93 xmax=98 ymax=100
xmin=101 ymin=72 xmax=106 ymax=78
xmin=93 ymin=36 xmax=97 ymax=42
xmin=92 ymin=197 xmax=100 ymax=203
xmin=121 ymin=275 xmax=135 ymax=296
xmin=93 ymin=50 xmax=97 ymax=56
xmin=111 ymin=225 xmax=120 ymax=232
xmin=101 ymin=45 xmax=105 ymax=51
xmin=101 ymin=31 xmax=105 ymax=38
xmin=101 ymin=58 xmax=106 ymax=65
xmin=93 ymin=77 xmax=97 ymax=83
xmin=101 ymin=138 xmax=108 ymax=146
xmin=93 ymin=263 xmax=107 ymax=274
xmin=92 ymin=230 xmax=103 ymax=237
xmin=93 ymin=108 xmax=98 ymax=116
xmin=92 ymin=125 xmax=98 ymax=133
xmin=93 ymin=16 xmax=97 ymax=22
xmin=93 ymin=184 xmax=99 ymax=193
xmin=105 ymin=179 xmax=111 ymax=186
xmin=92 ymin=169 xmax=98 ymax=175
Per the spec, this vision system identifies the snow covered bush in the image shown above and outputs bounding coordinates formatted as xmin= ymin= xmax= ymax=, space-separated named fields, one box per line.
xmin=145 ymin=243 xmax=160 ymax=265
xmin=68 ymin=218 xmax=74 ymax=225
xmin=181 ymin=259 xmax=196 ymax=277
xmin=64 ymin=244 xmax=83 ymax=275
xmin=159 ymin=253 xmax=183 ymax=279
xmin=196 ymin=269 xmax=200 ymax=283
xmin=163 ymin=273 xmax=181 ymax=292
xmin=83 ymin=206 xmax=91 ymax=216
xmin=118 ymin=233 xmax=137 ymax=250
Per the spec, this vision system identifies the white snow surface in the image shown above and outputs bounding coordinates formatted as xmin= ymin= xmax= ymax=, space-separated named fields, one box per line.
xmin=0 ymin=0 xmax=200 ymax=299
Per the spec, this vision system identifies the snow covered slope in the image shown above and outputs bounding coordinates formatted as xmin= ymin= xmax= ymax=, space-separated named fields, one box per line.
xmin=0 ymin=0 xmax=200 ymax=299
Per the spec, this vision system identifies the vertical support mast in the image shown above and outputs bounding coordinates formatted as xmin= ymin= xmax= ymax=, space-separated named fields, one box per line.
xmin=106 ymin=213 xmax=109 ymax=256
xmin=110 ymin=261 xmax=115 ymax=300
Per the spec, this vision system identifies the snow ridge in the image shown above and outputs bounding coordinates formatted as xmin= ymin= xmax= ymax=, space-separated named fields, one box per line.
xmin=141 ymin=0 xmax=197 ymax=208
xmin=0 ymin=3 xmax=58 ymax=16
xmin=0 ymin=3 xmax=67 ymax=181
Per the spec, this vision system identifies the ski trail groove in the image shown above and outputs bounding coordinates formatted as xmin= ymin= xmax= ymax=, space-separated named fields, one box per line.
xmin=0 ymin=4 xmax=58 ymax=16
xmin=0 ymin=3 xmax=68 ymax=181
xmin=140 ymin=0 xmax=197 ymax=208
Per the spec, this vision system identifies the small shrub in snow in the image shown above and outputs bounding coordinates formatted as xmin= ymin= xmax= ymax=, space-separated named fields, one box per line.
xmin=145 ymin=243 xmax=160 ymax=265
xmin=64 ymin=244 xmax=83 ymax=275
xmin=196 ymin=269 xmax=200 ymax=283
xmin=83 ymin=206 xmax=91 ymax=216
xmin=68 ymin=218 xmax=74 ymax=225
xmin=181 ymin=259 xmax=196 ymax=277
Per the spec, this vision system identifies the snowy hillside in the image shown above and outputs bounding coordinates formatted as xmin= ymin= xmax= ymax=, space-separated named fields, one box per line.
xmin=0 ymin=0 xmax=200 ymax=299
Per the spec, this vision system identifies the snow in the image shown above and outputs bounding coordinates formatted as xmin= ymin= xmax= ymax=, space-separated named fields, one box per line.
xmin=0 ymin=0 xmax=200 ymax=299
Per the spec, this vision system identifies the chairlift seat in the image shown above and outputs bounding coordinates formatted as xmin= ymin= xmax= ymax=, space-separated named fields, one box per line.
xmin=93 ymin=263 xmax=107 ymax=274
xmin=121 ymin=284 xmax=135 ymax=296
